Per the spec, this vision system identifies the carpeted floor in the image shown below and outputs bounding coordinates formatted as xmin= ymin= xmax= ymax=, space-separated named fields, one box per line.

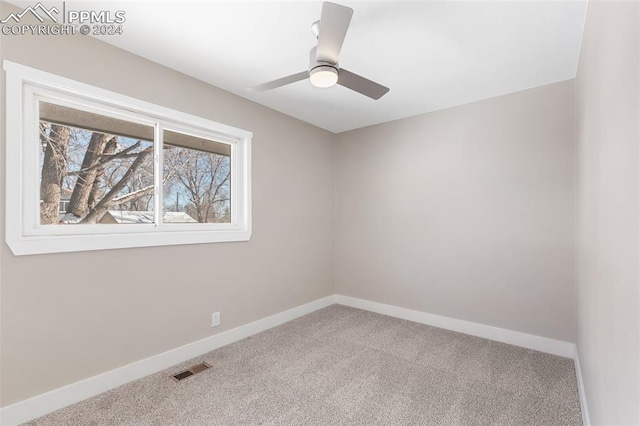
xmin=28 ymin=305 xmax=582 ymax=425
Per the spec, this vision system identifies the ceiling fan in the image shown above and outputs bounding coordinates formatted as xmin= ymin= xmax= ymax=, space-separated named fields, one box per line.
xmin=248 ymin=2 xmax=389 ymax=100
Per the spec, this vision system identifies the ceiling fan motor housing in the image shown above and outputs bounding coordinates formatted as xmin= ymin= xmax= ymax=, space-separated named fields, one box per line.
xmin=309 ymin=46 xmax=338 ymax=72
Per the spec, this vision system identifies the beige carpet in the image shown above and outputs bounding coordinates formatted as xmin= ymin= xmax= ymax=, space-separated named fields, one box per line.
xmin=28 ymin=305 xmax=582 ymax=425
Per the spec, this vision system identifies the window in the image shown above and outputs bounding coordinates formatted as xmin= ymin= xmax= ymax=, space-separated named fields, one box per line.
xmin=5 ymin=61 xmax=252 ymax=255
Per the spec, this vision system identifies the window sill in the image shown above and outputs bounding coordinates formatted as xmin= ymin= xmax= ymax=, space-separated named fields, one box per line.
xmin=7 ymin=229 xmax=252 ymax=256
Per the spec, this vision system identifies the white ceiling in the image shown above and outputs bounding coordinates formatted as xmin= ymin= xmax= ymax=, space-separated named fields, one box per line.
xmin=21 ymin=1 xmax=588 ymax=133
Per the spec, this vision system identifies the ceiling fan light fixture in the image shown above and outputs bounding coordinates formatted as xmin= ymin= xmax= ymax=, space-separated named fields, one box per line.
xmin=309 ymin=66 xmax=338 ymax=88
xmin=248 ymin=2 xmax=388 ymax=99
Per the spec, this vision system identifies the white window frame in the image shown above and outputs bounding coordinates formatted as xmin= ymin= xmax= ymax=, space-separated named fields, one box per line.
xmin=4 ymin=60 xmax=252 ymax=255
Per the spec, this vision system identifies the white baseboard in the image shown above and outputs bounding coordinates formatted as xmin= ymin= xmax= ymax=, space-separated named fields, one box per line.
xmin=334 ymin=295 xmax=576 ymax=358
xmin=573 ymin=347 xmax=591 ymax=426
xmin=0 ymin=295 xmax=336 ymax=426
xmin=1 ymin=294 xmax=583 ymax=425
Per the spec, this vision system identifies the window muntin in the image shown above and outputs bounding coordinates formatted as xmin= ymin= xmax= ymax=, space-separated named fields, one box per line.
xmin=5 ymin=60 xmax=252 ymax=255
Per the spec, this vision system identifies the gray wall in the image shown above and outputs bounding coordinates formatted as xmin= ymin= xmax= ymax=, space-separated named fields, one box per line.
xmin=335 ymin=80 xmax=577 ymax=342
xmin=575 ymin=2 xmax=640 ymax=424
xmin=0 ymin=4 xmax=335 ymax=406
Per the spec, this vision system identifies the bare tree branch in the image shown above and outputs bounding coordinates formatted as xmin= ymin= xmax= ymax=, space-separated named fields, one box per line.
xmin=110 ymin=172 xmax=171 ymax=207
xmin=110 ymin=185 xmax=154 ymax=206
xmin=80 ymin=147 xmax=153 ymax=224
xmin=66 ymin=141 xmax=142 ymax=176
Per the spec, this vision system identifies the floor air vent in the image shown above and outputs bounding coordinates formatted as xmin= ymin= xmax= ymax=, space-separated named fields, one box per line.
xmin=172 ymin=362 xmax=211 ymax=382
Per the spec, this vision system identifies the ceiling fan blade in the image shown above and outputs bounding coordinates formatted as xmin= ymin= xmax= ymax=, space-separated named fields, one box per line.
xmin=248 ymin=71 xmax=308 ymax=92
xmin=316 ymin=2 xmax=353 ymax=64
xmin=338 ymin=69 xmax=389 ymax=100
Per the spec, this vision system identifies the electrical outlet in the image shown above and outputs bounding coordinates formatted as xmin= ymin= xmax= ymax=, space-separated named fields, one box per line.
xmin=211 ymin=311 xmax=220 ymax=327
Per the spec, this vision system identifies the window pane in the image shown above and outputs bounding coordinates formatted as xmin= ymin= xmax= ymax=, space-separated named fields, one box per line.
xmin=39 ymin=101 xmax=155 ymax=225
xmin=163 ymin=130 xmax=231 ymax=224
